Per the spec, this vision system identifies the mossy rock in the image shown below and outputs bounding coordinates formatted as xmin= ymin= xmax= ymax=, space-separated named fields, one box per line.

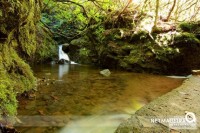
xmin=0 ymin=0 xmax=42 ymax=120
xmin=130 ymin=30 xmax=149 ymax=42
xmin=179 ymin=22 xmax=200 ymax=34
xmin=35 ymin=25 xmax=57 ymax=62
xmin=70 ymin=36 xmax=91 ymax=47
xmin=174 ymin=32 xmax=200 ymax=47
xmin=0 ymin=43 xmax=36 ymax=119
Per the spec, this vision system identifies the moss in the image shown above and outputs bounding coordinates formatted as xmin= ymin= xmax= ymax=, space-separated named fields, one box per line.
xmin=0 ymin=60 xmax=17 ymax=117
xmin=0 ymin=42 xmax=36 ymax=118
xmin=174 ymin=32 xmax=200 ymax=46
xmin=179 ymin=22 xmax=200 ymax=33
xmin=70 ymin=36 xmax=91 ymax=47
xmin=130 ymin=30 xmax=149 ymax=42
xmin=35 ymin=25 xmax=57 ymax=62
xmin=0 ymin=0 xmax=42 ymax=121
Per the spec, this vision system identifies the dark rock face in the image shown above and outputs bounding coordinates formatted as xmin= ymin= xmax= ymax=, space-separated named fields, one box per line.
xmin=62 ymin=43 xmax=70 ymax=53
xmin=168 ymin=32 xmax=200 ymax=75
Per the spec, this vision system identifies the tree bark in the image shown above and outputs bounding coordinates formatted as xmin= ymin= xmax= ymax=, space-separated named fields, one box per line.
xmin=154 ymin=0 xmax=160 ymax=28
xmin=166 ymin=0 xmax=176 ymax=21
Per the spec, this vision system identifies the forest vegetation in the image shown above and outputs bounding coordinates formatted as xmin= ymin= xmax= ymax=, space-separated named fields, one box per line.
xmin=0 ymin=0 xmax=200 ymax=129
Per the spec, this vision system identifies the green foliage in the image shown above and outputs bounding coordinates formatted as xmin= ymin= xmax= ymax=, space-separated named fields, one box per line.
xmin=35 ymin=25 xmax=57 ymax=62
xmin=40 ymin=0 xmax=200 ymax=75
xmin=36 ymin=43 xmax=57 ymax=61
xmin=41 ymin=0 xmax=90 ymax=43
xmin=79 ymin=48 xmax=90 ymax=57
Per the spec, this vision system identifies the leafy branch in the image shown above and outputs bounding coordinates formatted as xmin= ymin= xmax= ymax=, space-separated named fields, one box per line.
xmin=40 ymin=20 xmax=81 ymax=41
xmin=56 ymin=0 xmax=88 ymax=18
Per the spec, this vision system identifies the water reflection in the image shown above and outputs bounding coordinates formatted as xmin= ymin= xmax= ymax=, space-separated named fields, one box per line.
xmin=17 ymin=64 xmax=184 ymax=133
xmin=58 ymin=64 xmax=69 ymax=79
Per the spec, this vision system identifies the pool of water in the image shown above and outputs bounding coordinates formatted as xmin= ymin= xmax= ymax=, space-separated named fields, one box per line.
xmin=16 ymin=64 xmax=184 ymax=133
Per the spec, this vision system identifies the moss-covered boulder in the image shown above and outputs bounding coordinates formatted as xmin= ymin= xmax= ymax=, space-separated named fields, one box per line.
xmin=167 ymin=32 xmax=200 ymax=75
xmin=0 ymin=0 xmax=43 ymax=120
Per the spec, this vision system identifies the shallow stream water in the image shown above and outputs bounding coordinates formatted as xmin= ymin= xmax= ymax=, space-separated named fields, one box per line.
xmin=16 ymin=64 xmax=184 ymax=133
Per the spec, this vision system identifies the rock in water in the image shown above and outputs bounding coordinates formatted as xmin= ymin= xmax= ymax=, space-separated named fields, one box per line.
xmin=100 ymin=69 xmax=111 ymax=77
xmin=192 ymin=70 xmax=200 ymax=75
xmin=57 ymin=59 xmax=65 ymax=64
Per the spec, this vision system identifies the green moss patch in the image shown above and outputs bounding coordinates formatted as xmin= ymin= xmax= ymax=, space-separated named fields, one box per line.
xmin=0 ymin=0 xmax=42 ymax=120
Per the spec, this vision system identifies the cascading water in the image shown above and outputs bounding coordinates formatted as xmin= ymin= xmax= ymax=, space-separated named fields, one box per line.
xmin=58 ymin=44 xmax=77 ymax=64
xmin=58 ymin=44 xmax=70 ymax=62
xmin=57 ymin=44 xmax=77 ymax=79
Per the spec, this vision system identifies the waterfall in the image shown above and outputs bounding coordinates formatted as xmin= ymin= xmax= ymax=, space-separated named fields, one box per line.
xmin=58 ymin=44 xmax=70 ymax=62
xmin=58 ymin=44 xmax=77 ymax=65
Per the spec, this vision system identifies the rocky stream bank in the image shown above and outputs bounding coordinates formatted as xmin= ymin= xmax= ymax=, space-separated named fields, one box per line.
xmin=116 ymin=75 xmax=200 ymax=133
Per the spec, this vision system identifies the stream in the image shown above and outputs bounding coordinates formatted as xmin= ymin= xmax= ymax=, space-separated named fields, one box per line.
xmin=16 ymin=63 xmax=184 ymax=133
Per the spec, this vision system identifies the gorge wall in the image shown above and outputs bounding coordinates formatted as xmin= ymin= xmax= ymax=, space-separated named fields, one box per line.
xmin=0 ymin=0 xmax=56 ymax=119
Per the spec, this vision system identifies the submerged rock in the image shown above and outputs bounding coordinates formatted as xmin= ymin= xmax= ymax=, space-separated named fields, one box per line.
xmin=100 ymin=69 xmax=111 ymax=77
xmin=57 ymin=59 xmax=70 ymax=64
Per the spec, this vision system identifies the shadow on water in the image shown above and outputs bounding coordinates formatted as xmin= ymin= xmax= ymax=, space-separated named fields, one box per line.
xmin=16 ymin=64 xmax=184 ymax=133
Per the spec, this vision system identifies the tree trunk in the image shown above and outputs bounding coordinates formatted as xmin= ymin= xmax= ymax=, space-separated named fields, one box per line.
xmin=166 ymin=0 xmax=177 ymax=21
xmin=154 ymin=0 xmax=159 ymax=28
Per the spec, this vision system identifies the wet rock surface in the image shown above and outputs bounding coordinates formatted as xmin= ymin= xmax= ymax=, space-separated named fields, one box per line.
xmin=116 ymin=76 xmax=200 ymax=133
